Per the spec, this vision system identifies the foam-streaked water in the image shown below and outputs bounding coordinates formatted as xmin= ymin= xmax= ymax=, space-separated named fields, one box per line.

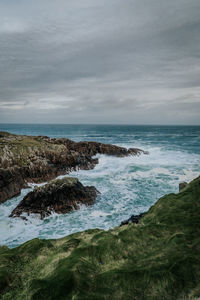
xmin=0 ymin=124 xmax=199 ymax=248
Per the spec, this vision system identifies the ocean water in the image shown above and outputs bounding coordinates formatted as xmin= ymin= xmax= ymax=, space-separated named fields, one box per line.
xmin=0 ymin=124 xmax=200 ymax=248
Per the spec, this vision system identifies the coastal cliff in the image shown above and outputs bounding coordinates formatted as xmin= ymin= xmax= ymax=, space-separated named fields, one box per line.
xmin=0 ymin=176 xmax=199 ymax=299
xmin=0 ymin=131 xmax=145 ymax=204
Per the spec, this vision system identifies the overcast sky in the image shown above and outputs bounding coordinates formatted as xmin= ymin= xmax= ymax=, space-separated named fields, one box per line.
xmin=0 ymin=0 xmax=200 ymax=124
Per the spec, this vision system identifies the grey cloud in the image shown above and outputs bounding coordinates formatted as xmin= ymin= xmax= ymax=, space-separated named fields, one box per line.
xmin=0 ymin=0 xmax=200 ymax=124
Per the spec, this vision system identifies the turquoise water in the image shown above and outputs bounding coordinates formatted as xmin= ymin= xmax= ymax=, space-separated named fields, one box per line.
xmin=0 ymin=124 xmax=200 ymax=248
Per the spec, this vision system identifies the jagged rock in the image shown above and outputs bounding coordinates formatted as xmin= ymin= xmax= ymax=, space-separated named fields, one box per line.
xmin=179 ymin=182 xmax=188 ymax=191
xmin=66 ymin=140 xmax=145 ymax=157
xmin=0 ymin=132 xmax=147 ymax=203
xmin=120 ymin=213 xmax=145 ymax=226
xmin=10 ymin=177 xmax=99 ymax=219
xmin=0 ymin=167 xmax=27 ymax=203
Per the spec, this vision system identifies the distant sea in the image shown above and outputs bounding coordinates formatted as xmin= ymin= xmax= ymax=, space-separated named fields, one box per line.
xmin=0 ymin=124 xmax=200 ymax=248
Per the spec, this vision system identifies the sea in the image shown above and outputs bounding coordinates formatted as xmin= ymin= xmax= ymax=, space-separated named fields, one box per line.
xmin=0 ymin=124 xmax=200 ymax=248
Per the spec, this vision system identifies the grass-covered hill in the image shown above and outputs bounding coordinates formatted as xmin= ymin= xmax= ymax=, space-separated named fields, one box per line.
xmin=0 ymin=176 xmax=200 ymax=300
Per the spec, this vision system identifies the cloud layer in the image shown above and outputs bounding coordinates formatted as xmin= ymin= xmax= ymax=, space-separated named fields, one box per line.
xmin=0 ymin=0 xmax=200 ymax=124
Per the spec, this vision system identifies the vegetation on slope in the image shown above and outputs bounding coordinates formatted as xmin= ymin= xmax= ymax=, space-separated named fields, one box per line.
xmin=0 ymin=176 xmax=200 ymax=299
xmin=0 ymin=131 xmax=66 ymax=168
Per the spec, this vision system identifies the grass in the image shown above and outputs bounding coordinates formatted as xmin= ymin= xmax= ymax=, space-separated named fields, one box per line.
xmin=0 ymin=132 xmax=66 ymax=168
xmin=0 ymin=176 xmax=200 ymax=299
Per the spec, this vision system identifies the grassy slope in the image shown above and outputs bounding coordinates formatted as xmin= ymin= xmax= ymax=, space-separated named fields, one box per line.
xmin=0 ymin=177 xmax=200 ymax=300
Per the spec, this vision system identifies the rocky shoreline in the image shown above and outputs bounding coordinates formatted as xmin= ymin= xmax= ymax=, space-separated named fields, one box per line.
xmin=0 ymin=131 xmax=147 ymax=204
xmin=0 ymin=176 xmax=199 ymax=299
xmin=0 ymin=132 xmax=199 ymax=299
xmin=10 ymin=177 xmax=99 ymax=219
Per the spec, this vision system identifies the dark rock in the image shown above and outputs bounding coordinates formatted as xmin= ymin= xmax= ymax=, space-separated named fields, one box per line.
xmin=0 ymin=132 xmax=147 ymax=203
xmin=0 ymin=167 xmax=27 ymax=204
xmin=10 ymin=177 xmax=100 ymax=219
xmin=120 ymin=213 xmax=145 ymax=226
xmin=68 ymin=140 xmax=145 ymax=157
xmin=179 ymin=182 xmax=188 ymax=192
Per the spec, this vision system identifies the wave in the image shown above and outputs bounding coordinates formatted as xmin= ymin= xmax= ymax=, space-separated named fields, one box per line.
xmin=0 ymin=142 xmax=199 ymax=248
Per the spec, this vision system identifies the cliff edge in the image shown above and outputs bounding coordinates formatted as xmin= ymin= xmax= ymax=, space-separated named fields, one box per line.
xmin=0 ymin=176 xmax=199 ymax=299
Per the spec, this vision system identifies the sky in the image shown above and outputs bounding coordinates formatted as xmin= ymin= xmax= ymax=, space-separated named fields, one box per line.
xmin=0 ymin=0 xmax=200 ymax=125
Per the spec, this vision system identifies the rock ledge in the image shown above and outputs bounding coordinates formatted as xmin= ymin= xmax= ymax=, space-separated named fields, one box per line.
xmin=0 ymin=131 xmax=147 ymax=203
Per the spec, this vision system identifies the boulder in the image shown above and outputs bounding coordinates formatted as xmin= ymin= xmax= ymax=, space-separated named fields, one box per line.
xmin=179 ymin=182 xmax=188 ymax=192
xmin=120 ymin=213 xmax=145 ymax=226
xmin=0 ymin=167 xmax=26 ymax=204
xmin=10 ymin=177 xmax=99 ymax=219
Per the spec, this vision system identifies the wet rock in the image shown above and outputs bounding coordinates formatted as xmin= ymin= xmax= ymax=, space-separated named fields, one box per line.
xmin=179 ymin=182 xmax=188 ymax=192
xmin=0 ymin=167 xmax=27 ymax=204
xmin=120 ymin=213 xmax=145 ymax=226
xmin=0 ymin=132 xmax=146 ymax=203
xmin=10 ymin=177 xmax=99 ymax=219
xmin=68 ymin=141 xmax=145 ymax=157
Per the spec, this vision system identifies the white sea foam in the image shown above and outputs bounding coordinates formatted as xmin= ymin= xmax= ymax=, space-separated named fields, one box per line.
xmin=90 ymin=210 xmax=109 ymax=218
xmin=0 ymin=141 xmax=199 ymax=248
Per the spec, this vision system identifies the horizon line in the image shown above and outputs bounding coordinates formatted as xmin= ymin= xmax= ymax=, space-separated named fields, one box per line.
xmin=0 ymin=123 xmax=200 ymax=127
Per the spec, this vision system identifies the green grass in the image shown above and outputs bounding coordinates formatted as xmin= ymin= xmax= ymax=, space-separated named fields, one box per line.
xmin=0 ymin=176 xmax=200 ymax=299
xmin=0 ymin=132 xmax=66 ymax=167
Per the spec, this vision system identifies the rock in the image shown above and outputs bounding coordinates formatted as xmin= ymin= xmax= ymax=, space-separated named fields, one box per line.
xmin=179 ymin=182 xmax=188 ymax=192
xmin=67 ymin=140 xmax=145 ymax=157
xmin=10 ymin=177 xmax=99 ymax=219
xmin=120 ymin=213 xmax=145 ymax=226
xmin=0 ymin=167 xmax=27 ymax=204
xmin=0 ymin=132 xmax=147 ymax=203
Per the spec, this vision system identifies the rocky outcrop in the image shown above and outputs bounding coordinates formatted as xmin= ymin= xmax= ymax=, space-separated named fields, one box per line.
xmin=179 ymin=181 xmax=188 ymax=191
xmin=120 ymin=213 xmax=145 ymax=226
xmin=10 ymin=177 xmax=99 ymax=219
xmin=0 ymin=131 xmax=147 ymax=203
xmin=64 ymin=140 xmax=147 ymax=157
xmin=0 ymin=168 xmax=27 ymax=203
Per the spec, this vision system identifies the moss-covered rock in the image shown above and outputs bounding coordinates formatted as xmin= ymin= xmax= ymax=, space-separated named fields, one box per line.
xmin=10 ymin=177 xmax=99 ymax=219
xmin=1 ymin=176 xmax=200 ymax=299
